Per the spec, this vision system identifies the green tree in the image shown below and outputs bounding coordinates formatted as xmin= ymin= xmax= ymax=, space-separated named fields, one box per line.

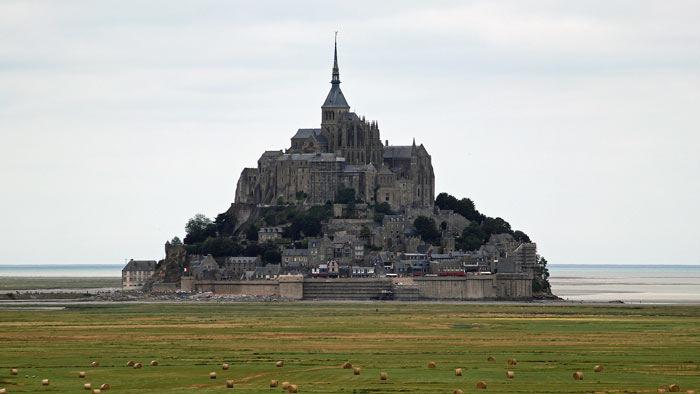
xmin=200 ymin=237 xmax=242 ymax=257
xmin=481 ymin=217 xmax=512 ymax=237
xmin=532 ymin=256 xmax=552 ymax=294
xmin=456 ymin=223 xmax=487 ymax=251
xmin=214 ymin=212 xmax=237 ymax=236
xmin=513 ymin=230 xmax=531 ymax=243
xmin=295 ymin=191 xmax=308 ymax=202
xmin=374 ymin=202 xmax=394 ymax=215
xmin=169 ymin=236 xmax=183 ymax=246
xmin=246 ymin=225 xmax=259 ymax=241
xmin=260 ymin=242 xmax=282 ymax=264
xmin=336 ymin=187 xmax=356 ymax=204
xmin=184 ymin=214 xmax=216 ymax=244
xmin=413 ymin=216 xmax=441 ymax=244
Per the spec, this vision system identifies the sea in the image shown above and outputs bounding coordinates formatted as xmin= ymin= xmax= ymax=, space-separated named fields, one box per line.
xmin=0 ymin=263 xmax=699 ymax=304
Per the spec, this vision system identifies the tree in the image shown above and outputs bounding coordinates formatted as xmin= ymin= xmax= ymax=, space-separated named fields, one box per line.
xmin=481 ymin=217 xmax=512 ymax=237
xmin=170 ymin=236 xmax=183 ymax=246
xmin=374 ymin=202 xmax=394 ymax=215
xmin=532 ymin=256 xmax=551 ymax=294
xmin=456 ymin=223 xmax=487 ymax=251
xmin=200 ymin=236 xmax=242 ymax=257
xmin=260 ymin=242 xmax=282 ymax=264
xmin=246 ymin=225 xmax=259 ymax=241
xmin=184 ymin=214 xmax=216 ymax=245
xmin=214 ymin=212 xmax=237 ymax=236
xmin=295 ymin=191 xmax=308 ymax=202
xmin=513 ymin=230 xmax=531 ymax=243
xmin=434 ymin=192 xmax=483 ymax=222
xmin=413 ymin=216 xmax=441 ymax=244
xmin=336 ymin=187 xmax=356 ymax=204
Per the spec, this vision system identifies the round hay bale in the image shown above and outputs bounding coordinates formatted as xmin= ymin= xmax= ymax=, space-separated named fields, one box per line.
xmin=222 ymin=363 xmax=230 ymax=370
xmin=225 ymin=380 xmax=234 ymax=388
xmin=133 ymin=363 xmax=143 ymax=369
xmin=454 ymin=390 xmax=464 ymax=394
xmin=209 ymin=372 xmax=217 ymax=379
xmin=428 ymin=361 xmax=437 ymax=369
xmin=658 ymin=389 xmax=666 ymax=394
xmin=92 ymin=390 xmax=101 ymax=394
xmin=594 ymin=365 xmax=604 ymax=373
xmin=41 ymin=379 xmax=49 ymax=386
xmin=91 ymin=361 xmax=99 ymax=368
xmin=79 ymin=371 xmax=86 ymax=378
xmin=276 ymin=360 xmax=284 ymax=368
xmin=269 ymin=379 xmax=278 ymax=388
xmin=687 ymin=390 xmax=696 ymax=394
xmin=288 ymin=384 xmax=298 ymax=393
xmin=150 ymin=360 xmax=158 ymax=366
xmin=0 ymin=388 xmax=6 ymax=394
xmin=281 ymin=381 xmax=290 ymax=390
xmin=669 ymin=385 xmax=680 ymax=392
xmin=10 ymin=368 xmax=18 ymax=375
xmin=507 ymin=358 xmax=517 ymax=366
xmin=99 ymin=383 xmax=110 ymax=391
xmin=487 ymin=356 xmax=495 ymax=362
xmin=380 ymin=372 xmax=388 ymax=381
xmin=84 ymin=383 xmax=92 ymax=390
xmin=455 ymin=368 xmax=462 ymax=376
xmin=126 ymin=360 xmax=135 ymax=367
xmin=353 ymin=367 xmax=361 ymax=375
xmin=573 ymin=371 xmax=584 ymax=381
xmin=506 ymin=371 xmax=515 ymax=379
xmin=342 ymin=362 xmax=352 ymax=369
xmin=476 ymin=381 xmax=487 ymax=389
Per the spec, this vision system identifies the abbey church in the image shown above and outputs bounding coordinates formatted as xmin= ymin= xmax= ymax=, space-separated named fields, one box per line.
xmin=235 ymin=40 xmax=435 ymax=210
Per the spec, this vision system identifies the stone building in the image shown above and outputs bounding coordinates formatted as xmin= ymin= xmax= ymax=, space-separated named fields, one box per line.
xmin=234 ymin=38 xmax=434 ymax=211
xmin=121 ymin=259 xmax=156 ymax=289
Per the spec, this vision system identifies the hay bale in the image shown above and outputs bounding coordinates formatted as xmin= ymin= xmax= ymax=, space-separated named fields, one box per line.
xmin=476 ymin=381 xmax=487 ymax=389
xmin=342 ymin=362 xmax=352 ymax=369
xmin=573 ymin=371 xmax=584 ymax=381
xmin=669 ymin=385 xmax=680 ymax=392
xmin=594 ymin=365 xmax=604 ymax=373
xmin=133 ymin=363 xmax=143 ymax=369
xmin=487 ymin=356 xmax=495 ymax=362
xmin=209 ymin=372 xmax=217 ymax=379
xmin=150 ymin=360 xmax=158 ymax=366
xmin=380 ymin=372 xmax=388 ymax=381
xmin=353 ymin=367 xmax=361 ymax=375
xmin=79 ymin=371 xmax=86 ymax=378
xmin=428 ymin=361 xmax=437 ymax=369
xmin=225 ymin=380 xmax=234 ymax=388
xmin=507 ymin=358 xmax=517 ymax=366
xmin=91 ymin=361 xmax=99 ymax=368
xmin=281 ymin=381 xmax=290 ymax=390
xmin=84 ymin=383 xmax=92 ymax=390
xmin=276 ymin=360 xmax=284 ymax=368
xmin=92 ymin=390 xmax=101 ymax=394
xmin=99 ymin=383 xmax=110 ymax=391
xmin=455 ymin=368 xmax=462 ymax=376
xmin=454 ymin=390 xmax=464 ymax=394
xmin=126 ymin=361 xmax=135 ymax=367
xmin=288 ymin=384 xmax=298 ymax=393
xmin=41 ymin=379 xmax=49 ymax=386
xmin=10 ymin=368 xmax=18 ymax=375
xmin=0 ymin=388 xmax=6 ymax=394
xmin=658 ymin=389 xmax=666 ymax=394
xmin=506 ymin=371 xmax=515 ymax=379
xmin=269 ymin=379 xmax=278 ymax=388
xmin=687 ymin=391 xmax=696 ymax=394
xmin=222 ymin=363 xmax=230 ymax=370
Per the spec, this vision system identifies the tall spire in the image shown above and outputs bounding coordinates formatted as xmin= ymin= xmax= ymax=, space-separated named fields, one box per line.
xmin=332 ymin=31 xmax=340 ymax=84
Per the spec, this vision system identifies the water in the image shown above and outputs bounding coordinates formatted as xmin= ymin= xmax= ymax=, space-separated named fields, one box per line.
xmin=0 ymin=264 xmax=122 ymax=277
xmin=549 ymin=264 xmax=700 ymax=304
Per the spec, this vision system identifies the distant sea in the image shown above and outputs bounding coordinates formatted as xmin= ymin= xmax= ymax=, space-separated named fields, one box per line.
xmin=549 ymin=264 xmax=700 ymax=304
xmin=1 ymin=263 xmax=699 ymax=304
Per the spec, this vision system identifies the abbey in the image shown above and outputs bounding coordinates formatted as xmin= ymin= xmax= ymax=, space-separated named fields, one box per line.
xmin=235 ymin=40 xmax=435 ymax=210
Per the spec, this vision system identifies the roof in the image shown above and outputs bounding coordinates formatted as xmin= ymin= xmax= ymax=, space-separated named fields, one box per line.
xmin=278 ymin=153 xmax=344 ymax=162
xmin=322 ymin=84 xmax=350 ymax=109
xmin=292 ymin=128 xmax=321 ymax=139
xmin=259 ymin=150 xmax=283 ymax=161
xmin=282 ymin=249 xmax=310 ymax=256
xmin=122 ymin=260 xmax=156 ymax=272
xmin=383 ymin=146 xmax=414 ymax=159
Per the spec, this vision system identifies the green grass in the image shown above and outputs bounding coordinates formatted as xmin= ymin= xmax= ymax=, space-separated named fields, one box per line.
xmin=0 ymin=277 xmax=121 ymax=291
xmin=0 ymin=303 xmax=699 ymax=393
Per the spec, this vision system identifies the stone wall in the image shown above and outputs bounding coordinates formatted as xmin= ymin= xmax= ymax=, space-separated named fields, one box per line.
xmin=414 ymin=274 xmax=532 ymax=300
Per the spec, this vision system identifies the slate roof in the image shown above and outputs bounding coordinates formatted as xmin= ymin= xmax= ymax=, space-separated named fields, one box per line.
xmin=278 ymin=153 xmax=344 ymax=162
xmin=292 ymin=128 xmax=322 ymax=139
xmin=122 ymin=260 xmax=156 ymax=272
xmin=282 ymin=249 xmax=310 ymax=256
xmin=383 ymin=146 xmax=414 ymax=159
xmin=322 ymin=84 xmax=350 ymax=108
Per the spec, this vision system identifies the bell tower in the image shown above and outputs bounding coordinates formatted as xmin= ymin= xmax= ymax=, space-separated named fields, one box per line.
xmin=321 ymin=33 xmax=350 ymax=128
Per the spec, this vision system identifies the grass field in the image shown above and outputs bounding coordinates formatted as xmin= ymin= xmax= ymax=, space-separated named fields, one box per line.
xmin=0 ymin=277 xmax=121 ymax=291
xmin=0 ymin=302 xmax=699 ymax=393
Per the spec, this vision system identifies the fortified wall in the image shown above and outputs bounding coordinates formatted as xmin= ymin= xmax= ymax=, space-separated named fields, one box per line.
xmin=178 ymin=274 xmax=532 ymax=300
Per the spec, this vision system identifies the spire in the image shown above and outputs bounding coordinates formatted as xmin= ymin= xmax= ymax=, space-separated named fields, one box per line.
xmin=332 ymin=31 xmax=340 ymax=84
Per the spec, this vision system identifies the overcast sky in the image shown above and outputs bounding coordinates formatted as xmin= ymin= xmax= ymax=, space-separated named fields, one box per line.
xmin=1 ymin=0 xmax=699 ymax=265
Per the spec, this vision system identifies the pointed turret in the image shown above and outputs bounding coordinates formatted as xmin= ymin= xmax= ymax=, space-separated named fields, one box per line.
xmin=322 ymin=34 xmax=350 ymax=114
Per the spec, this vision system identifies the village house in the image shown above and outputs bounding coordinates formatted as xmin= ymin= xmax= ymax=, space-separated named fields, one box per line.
xmin=121 ymin=259 xmax=156 ymax=289
xmin=258 ymin=226 xmax=284 ymax=242
xmin=221 ymin=256 xmax=260 ymax=280
xmin=282 ymin=248 xmax=310 ymax=267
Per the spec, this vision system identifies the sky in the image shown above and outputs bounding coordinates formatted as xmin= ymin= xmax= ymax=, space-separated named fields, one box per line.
xmin=1 ymin=0 xmax=699 ymax=265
